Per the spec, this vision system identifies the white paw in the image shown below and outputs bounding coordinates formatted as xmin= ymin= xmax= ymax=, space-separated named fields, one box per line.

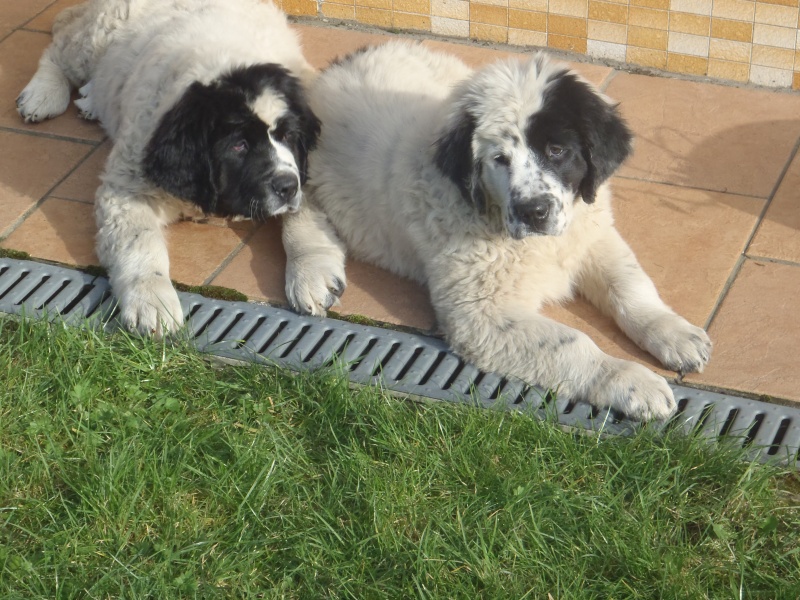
xmin=17 ymin=73 xmax=71 ymax=123
xmin=590 ymin=358 xmax=677 ymax=421
xmin=74 ymin=82 xmax=98 ymax=121
xmin=117 ymin=276 xmax=184 ymax=337
xmin=285 ymin=252 xmax=346 ymax=316
xmin=641 ymin=314 xmax=712 ymax=375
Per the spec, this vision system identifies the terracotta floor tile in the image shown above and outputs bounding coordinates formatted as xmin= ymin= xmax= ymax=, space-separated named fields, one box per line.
xmin=0 ymin=130 xmax=92 ymax=236
xmin=685 ymin=259 xmax=800 ymax=404
xmin=166 ymin=219 xmax=254 ymax=286
xmin=23 ymin=0 xmax=84 ymax=32
xmin=0 ymin=0 xmax=51 ymax=38
xmin=51 ymin=141 xmax=111 ymax=203
xmin=544 ymin=178 xmax=763 ymax=374
xmin=1 ymin=197 xmax=97 ymax=266
xmin=606 ymin=73 xmax=800 ymax=198
xmin=294 ymin=23 xmax=391 ymax=69
xmin=0 ymin=31 xmax=105 ymax=142
xmin=748 ymin=152 xmax=800 ymax=264
xmin=211 ymin=220 xmax=436 ymax=330
xmin=422 ymin=39 xmax=613 ymax=87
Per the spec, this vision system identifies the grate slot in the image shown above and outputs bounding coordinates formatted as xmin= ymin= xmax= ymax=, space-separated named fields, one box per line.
xmin=192 ymin=307 xmax=224 ymax=339
xmin=766 ymin=418 xmax=792 ymax=456
xmin=13 ymin=274 xmax=50 ymax=306
xmin=416 ymin=350 xmax=448 ymax=385
xmin=256 ymin=320 xmax=290 ymax=354
xmin=742 ymin=413 xmax=766 ymax=448
xmin=60 ymin=283 xmax=97 ymax=316
xmin=205 ymin=311 xmax=245 ymax=345
xmin=35 ymin=278 xmax=72 ymax=310
xmin=301 ymin=328 xmax=334 ymax=364
xmin=259 ymin=320 xmax=308 ymax=359
xmin=0 ymin=270 xmax=29 ymax=301
xmin=278 ymin=324 xmax=313 ymax=359
xmin=234 ymin=316 xmax=268 ymax=349
xmin=385 ymin=344 xmax=424 ymax=381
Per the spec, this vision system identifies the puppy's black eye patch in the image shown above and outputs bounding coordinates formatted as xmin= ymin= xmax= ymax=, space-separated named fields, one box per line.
xmin=271 ymin=117 xmax=298 ymax=144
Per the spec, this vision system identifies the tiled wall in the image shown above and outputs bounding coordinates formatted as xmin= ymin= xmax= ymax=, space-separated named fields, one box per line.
xmin=276 ymin=0 xmax=800 ymax=89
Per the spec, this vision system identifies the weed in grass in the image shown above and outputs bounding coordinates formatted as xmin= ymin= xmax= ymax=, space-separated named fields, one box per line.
xmin=1 ymin=316 xmax=799 ymax=598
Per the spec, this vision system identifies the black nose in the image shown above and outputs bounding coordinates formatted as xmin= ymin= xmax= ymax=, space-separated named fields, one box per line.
xmin=271 ymin=174 xmax=298 ymax=202
xmin=516 ymin=198 xmax=551 ymax=224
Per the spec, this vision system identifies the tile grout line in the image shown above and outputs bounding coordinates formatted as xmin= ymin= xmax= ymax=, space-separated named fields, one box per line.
xmin=745 ymin=254 xmax=800 ymax=269
xmin=19 ymin=0 xmax=60 ymax=30
xmin=598 ymin=68 xmax=620 ymax=93
xmin=699 ymin=134 xmax=800 ymax=334
xmin=0 ymin=142 xmax=105 ymax=241
xmin=201 ymin=224 xmax=264 ymax=286
xmin=613 ymin=174 xmax=767 ymax=201
xmin=0 ymin=125 xmax=103 ymax=146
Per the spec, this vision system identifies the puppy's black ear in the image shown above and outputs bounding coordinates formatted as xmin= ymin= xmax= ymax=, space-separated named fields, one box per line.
xmin=282 ymin=85 xmax=321 ymax=184
xmin=143 ymin=82 xmax=219 ymax=211
xmin=546 ymin=73 xmax=633 ymax=203
xmin=434 ymin=110 xmax=486 ymax=214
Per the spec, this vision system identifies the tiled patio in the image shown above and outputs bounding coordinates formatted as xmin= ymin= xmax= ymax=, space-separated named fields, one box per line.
xmin=1 ymin=1 xmax=798 ymax=405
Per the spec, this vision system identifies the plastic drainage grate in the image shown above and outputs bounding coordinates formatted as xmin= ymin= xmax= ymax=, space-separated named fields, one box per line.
xmin=2 ymin=256 xmax=798 ymax=466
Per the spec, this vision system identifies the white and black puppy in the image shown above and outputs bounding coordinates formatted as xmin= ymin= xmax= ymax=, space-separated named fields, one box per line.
xmin=17 ymin=0 xmax=326 ymax=335
xmin=284 ymin=42 xmax=712 ymax=420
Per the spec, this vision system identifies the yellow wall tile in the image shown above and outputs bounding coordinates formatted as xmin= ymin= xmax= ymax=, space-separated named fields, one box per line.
xmin=470 ymin=22 xmax=509 ymax=41
xmin=758 ymin=0 xmax=798 ymax=8
xmin=712 ymin=0 xmax=756 ymax=21
xmin=751 ymin=43 xmax=795 ymax=67
xmin=508 ymin=27 xmax=548 ymax=44
xmin=794 ymin=71 xmax=800 ymax=89
xmin=509 ymin=9 xmax=548 ymax=29
xmin=630 ymin=0 xmax=670 ymax=9
xmin=357 ymin=0 xmax=392 ymax=9
xmin=548 ymin=34 xmax=589 ymax=51
xmin=393 ymin=11 xmax=432 ymax=28
xmin=754 ymin=2 xmax=798 ymax=25
xmin=667 ymin=52 xmax=709 ymax=73
xmin=282 ymin=0 xmax=317 ymax=15
xmin=431 ymin=15 xmax=470 ymax=35
xmin=708 ymin=58 xmax=751 ymax=80
xmin=709 ymin=38 xmax=752 ymax=61
xmin=470 ymin=3 xmax=508 ymax=25
xmin=432 ymin=0 xmax=468 ymax=19
xmin=356 ymin=6 xmax=392 ymax=25
xmin=588 ymin=19 xmax=628 ymax=42
xmin=548 ymin=14 xmax=589 ymax=36
xmin=627 ymin=45 xmax=668 ymax=67
xmin=510 ymin=0 xmax=548 ymax=10
xmin=629 ymin=6 xmax=669 ymax=28
xmin=670 ymin=12 xmax=711 ymax=35
xmin=588 ymin=1 xmax=628 ymax=23
xmin=628 ymin=25 xmax=669 ymax=48
xmin=711 ymin=17 xmax=754 ymax=41
xmin=478 ymin=0 xmax=509 ymax=6
xmin=668 ymin=31 xmax=710 ymax=55
xmin=549 ymin=0 xmax=590 ymax=17
xmin=321 ymin=2 xmax=356 ymax=19
xmin=394 ymin=0 xmax=430 ymax=13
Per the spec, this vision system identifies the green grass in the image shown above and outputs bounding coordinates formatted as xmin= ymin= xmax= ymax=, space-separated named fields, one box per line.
xmin=1 ymin=317 xmax=799 ymax=599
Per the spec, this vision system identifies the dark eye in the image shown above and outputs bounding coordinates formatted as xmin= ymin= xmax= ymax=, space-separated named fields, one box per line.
xmin=546 ymin=144 xmax=565 ymax=160
xmin=493 ymin=153 xmax=510 ymax=167
xmin=232 ymin=140 xmax=248 ymax=153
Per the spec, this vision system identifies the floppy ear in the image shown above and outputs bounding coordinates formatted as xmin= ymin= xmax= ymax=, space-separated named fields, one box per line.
xmin=142 ymin=82 xmax=219 ymax=211
xmin=282 ymin=85 xmax=321 ymax=184
xmin=575 ymin=86 xmax=633 ymax=204
xmin=434 ymin=110 xmax=486 ymax=214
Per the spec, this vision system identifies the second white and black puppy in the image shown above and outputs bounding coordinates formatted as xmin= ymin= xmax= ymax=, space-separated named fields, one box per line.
xmin=17 ymin=0 xmax=328 ymax=335
xmin=284 ymin=42 xmax=712 ymax=420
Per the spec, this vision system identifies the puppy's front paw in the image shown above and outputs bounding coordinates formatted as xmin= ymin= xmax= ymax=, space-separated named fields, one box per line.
xmin=590 ymin=358 xmax=677 ymax=421
xmin=118 ymin=276 xmax=184 ymax=337
xmin=74 ymin=82 xmax=98 ymax=121
xmin=17 ymin=75 xmax=71 ymax=123
xmin=285 ymin=253 xmax=346 ymax=316
xmin=642 ymin=314 xmax=712 ymax=375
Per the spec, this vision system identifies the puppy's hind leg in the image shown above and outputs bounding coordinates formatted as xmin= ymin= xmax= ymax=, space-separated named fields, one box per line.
xmin=282 ymin=203 xmax=347 ymax=316
xmin=95 ymin=178 xmax=184 ymax=338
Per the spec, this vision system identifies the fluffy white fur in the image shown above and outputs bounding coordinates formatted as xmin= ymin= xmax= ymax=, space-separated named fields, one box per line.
xmin=284 ymin=42 xmax=712 ymax=420
xmin=18 ymin=0 xmax=321 ymax=336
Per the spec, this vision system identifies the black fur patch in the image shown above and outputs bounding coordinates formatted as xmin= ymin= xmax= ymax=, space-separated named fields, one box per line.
xmin=528 ymin=71 xmax=633 ymax=204
xmin=433 ymin=110 xmax=487 ymax=214
xmin=142 ymin=63 xmax=320 ymax=217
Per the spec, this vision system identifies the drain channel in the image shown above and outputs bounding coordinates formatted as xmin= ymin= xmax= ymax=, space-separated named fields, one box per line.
xmin=1 ymin=256 xmax=797 ymax=466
